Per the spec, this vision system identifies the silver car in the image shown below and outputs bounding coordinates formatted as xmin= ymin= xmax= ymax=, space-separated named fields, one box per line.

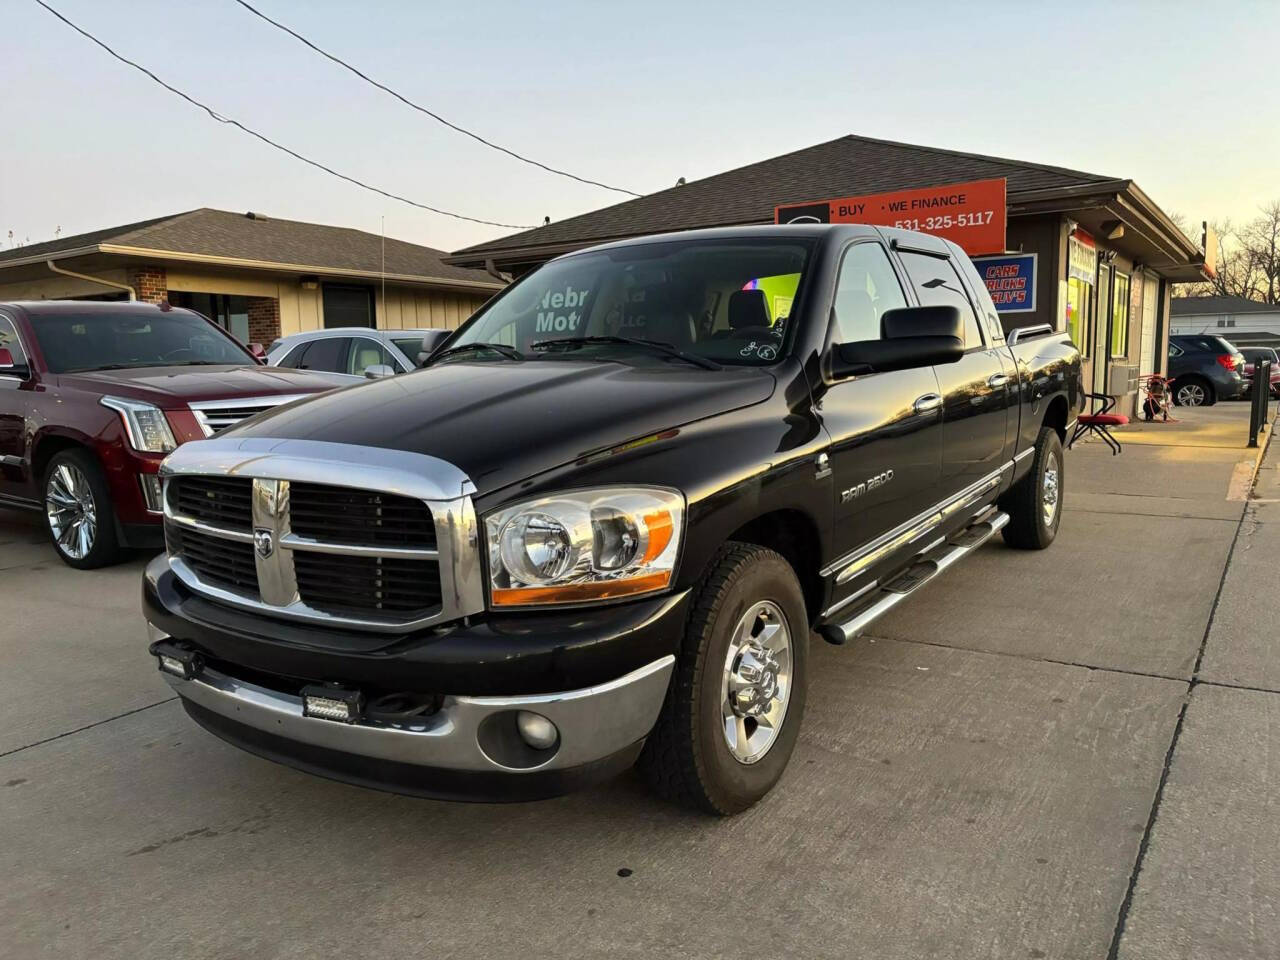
xmin=266 ymin=327 xmax=450 ymax=383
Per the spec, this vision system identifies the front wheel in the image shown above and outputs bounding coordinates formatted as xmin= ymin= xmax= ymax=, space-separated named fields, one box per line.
xmin=43 ymin=448 xmax=122 ymax=569
xmin=1001 ymin=426 xmax=1063 ymax=550
xmin=638 ymin=543 xmax=808 ymax=815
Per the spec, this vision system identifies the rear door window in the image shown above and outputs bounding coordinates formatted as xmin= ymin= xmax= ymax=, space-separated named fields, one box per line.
xmin=295 ymin=337 xmax=350 ymax=372
xmin=897 ymin=251 xmax=985 ymax=348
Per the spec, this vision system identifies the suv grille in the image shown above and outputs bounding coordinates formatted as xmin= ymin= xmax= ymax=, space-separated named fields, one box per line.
xmin=289 ymin=483 xmax=435 ymax=548
xmin=164 ymin=476 xmax=444 ymax=627
xmin=168 ymin=476 xmax=254 ymax=528
xmin=189 ymin=395 xmax=311 ymax=436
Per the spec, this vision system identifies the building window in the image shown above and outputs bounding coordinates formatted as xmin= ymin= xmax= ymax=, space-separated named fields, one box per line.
xmin=322 ymin=284 xmax=375 ymax=328
xmin=168 ymin=292 xmax=251 ymax=343
xmin=1066 ymin=276 xmax=1093 ymax=357
xmin=1110 ymin=272 xmax=1130 ymax=358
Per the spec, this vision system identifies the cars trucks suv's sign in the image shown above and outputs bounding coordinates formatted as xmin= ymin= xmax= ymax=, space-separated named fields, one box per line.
xmin=971 ymin=253 xmax=1037 ymax=313
xmin=775 ymin=177 xmax=1007 ymax=255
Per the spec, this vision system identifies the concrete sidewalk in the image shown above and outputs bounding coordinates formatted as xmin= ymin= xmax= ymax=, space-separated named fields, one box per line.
xmin=0 ymin=405 xmax=1276 ymax=959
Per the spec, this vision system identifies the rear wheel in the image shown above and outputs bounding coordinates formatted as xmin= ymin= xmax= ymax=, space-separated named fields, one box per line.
xmin=43 ymin=448 xmax=121 ymax=569
xmin=638 ymin=543 xmax=808 ymax=815
xmin=1001 ymin=426 xmax=1063 ymax=550
xmin=1173 ymin=376 xmax=1214 ymax=407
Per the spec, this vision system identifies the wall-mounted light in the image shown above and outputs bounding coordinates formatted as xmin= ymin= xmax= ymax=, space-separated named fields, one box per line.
xmin=1101 ymin=219 xmax=1125 ymax=240
xmin=300 ymin=275 xmax=319 ymax=290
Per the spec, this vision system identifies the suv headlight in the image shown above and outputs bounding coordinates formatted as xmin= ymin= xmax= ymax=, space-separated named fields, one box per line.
xmin=100 ymin=396 xmax=177 ymax=454
xmin=484 ymin=486 xmax=684 ymax=607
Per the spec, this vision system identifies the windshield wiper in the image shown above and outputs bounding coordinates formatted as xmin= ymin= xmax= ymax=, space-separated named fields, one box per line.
xmin=429 ymin=341 xmax=525 ymax=364
xmin=530 ymin=335 xmax=722 ymax=370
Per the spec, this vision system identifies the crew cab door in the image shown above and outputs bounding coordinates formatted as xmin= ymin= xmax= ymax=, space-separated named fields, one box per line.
xmin=895 ymin=244 xmax=1014 ymax=495
xmin=0 ymin=312 xmax=32 ymax=499
xmin=814 ymin=240 xmax=944 ymax=607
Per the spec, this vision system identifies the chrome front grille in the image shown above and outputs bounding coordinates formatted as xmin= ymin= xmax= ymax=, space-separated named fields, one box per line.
xmin=160 ymin=438 xmax=483 ymax=633
xmin=294 ymin=551 xmax=442 ymax=619
xmin=169 ymin=476 xmax=254 ymax=528
xmin=189 ymin=395 xmax=314 ymax=437
xmin=167 ymin=524 xmax=258 ymax=594
xmin=288 ymin=483 xmax=436 ymax=549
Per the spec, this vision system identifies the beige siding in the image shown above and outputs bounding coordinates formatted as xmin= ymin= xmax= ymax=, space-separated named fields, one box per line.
xmin=0 ymin=269 xmax=132 ymax=300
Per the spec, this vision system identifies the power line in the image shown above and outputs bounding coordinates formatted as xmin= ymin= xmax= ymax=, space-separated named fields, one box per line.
xmin=31 ymin=0 xmax=536 ymax=230
xmin=231 ymin=0 xmax=642 ymax=198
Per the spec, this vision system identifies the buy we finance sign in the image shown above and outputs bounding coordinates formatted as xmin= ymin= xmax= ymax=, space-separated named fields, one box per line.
xmin=775 ymin=177 xmax=1007 ymax=256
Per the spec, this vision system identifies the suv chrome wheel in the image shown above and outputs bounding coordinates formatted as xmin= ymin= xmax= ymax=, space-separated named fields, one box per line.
xmin=721 ymin=600 xmax=792 ymax=764
xmin=1042 ymin=454 xmax=1060 ymax=528
xmin=1176 ymin=382 xmax=1207 ymax=406
xmin=46 ymin=462 xmax=97 ymax=560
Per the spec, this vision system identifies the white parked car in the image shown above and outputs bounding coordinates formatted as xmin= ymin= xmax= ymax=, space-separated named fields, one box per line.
xmin=266 ymin=327 xmax=451 ymax=383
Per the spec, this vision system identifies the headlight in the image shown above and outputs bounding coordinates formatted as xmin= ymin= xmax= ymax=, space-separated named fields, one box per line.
xmin=484 ymin=486 xmax=683 ymax=607
xmin=100 ymin=396 xmax=177 ymax=454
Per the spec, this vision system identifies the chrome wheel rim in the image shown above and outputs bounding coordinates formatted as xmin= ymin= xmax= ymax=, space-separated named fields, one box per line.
xmin=1177 ymin=383 xmax=1205 ymax=406
xmin=45 ymin=463 xmax=96 ymax=560
xmin=1042 ymin=454 xmax=1060 ymax=528
xmin=721 ymin=600 xmax=792 ymax=765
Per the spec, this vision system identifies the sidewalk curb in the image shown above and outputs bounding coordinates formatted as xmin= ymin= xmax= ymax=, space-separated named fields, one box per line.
xmin=1228 ymin=409 xmax=1277 ymax=501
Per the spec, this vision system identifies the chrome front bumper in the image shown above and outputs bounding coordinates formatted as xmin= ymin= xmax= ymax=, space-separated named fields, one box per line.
xmin=150 ymin=625 xmax=674 ymax=777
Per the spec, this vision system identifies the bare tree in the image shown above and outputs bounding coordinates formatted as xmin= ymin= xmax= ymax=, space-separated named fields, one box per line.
xmin=1173 ymin=202 xmax=1280 ymax=303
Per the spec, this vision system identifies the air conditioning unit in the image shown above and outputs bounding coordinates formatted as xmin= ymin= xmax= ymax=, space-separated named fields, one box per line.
xmin=1108 ymin=363 xmax=1139 ymax=395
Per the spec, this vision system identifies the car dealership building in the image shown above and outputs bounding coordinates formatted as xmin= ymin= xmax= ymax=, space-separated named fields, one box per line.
xmin=451 ymin=135 xmax=1213 ymax=414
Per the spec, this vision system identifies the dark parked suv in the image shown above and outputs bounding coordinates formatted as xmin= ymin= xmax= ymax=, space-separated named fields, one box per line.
xmin=1167 ymin=334 xmax=1246 ymax=406
xmin=0 ymin=301 xmax=334 ymax=567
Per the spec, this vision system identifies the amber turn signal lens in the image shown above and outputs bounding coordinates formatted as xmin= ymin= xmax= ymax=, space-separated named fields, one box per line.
xmin=491 ymin=571 xmax=672 ymax=607
xmin=641 ymin=510 xmax=673 ymax=564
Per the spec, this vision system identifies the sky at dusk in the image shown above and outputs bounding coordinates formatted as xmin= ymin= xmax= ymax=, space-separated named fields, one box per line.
xmin=3 ymin=0 xmax=1276 ymax=254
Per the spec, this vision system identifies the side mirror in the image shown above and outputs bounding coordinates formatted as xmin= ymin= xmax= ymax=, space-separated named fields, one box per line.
xmin=248 ymin=342 xmax=267 ymax=363
xmin=415 ymin=331 xmax=450 ymax=367
xmin=363 ymin=363 xmax=396 ymax=380
xmin=830 ymin=305 xmax=965 ymax=377
xmin=0 ymin=347 xmax=29 ymax=379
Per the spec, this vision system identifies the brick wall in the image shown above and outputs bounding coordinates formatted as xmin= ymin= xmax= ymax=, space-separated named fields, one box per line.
xmin=127 ymin=265 xmax=167 ymax=303
xmin=246 ymin=296 xmax=281 ymax=344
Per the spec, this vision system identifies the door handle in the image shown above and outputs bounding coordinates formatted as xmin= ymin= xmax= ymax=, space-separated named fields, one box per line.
xmin=913 ymin=393 xmax=943 ymax=415
xmin=987 ymin=373 xmax=1010 ymax=388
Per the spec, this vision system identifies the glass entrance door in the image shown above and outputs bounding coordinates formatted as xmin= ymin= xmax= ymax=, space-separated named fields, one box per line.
xmin=1094 ymin=264 xmax=1113 ymax=394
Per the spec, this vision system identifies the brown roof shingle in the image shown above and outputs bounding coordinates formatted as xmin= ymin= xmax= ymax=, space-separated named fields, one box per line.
xmin=451 ymin=134 xmax=1121 ymax=264
xmin=0 ymin=208 xmax=500 ymax=287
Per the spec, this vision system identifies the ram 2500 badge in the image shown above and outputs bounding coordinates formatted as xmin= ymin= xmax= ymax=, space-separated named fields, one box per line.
xmin=145 ymin=224 xmax=1082 ymax=814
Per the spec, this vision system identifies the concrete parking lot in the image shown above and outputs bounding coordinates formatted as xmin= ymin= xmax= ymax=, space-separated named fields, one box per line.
xmin=2 ymin=405 xmax=1276 ymax=959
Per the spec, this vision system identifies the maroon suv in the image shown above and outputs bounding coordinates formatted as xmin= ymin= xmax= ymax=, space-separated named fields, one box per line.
xmin=0 ymin=300 xmax=334 ymax=568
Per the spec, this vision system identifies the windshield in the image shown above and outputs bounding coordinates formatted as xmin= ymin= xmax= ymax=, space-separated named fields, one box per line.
xmin=446 ymin=237 xmax=814 ymax=367
xmin=28 ymin=309 xmax=254 ymax=374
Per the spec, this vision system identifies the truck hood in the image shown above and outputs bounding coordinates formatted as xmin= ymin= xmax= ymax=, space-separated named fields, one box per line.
xmin=230 ymin=359 xmax=777 ymax=495
xmin=57 ymin=365 xmax=335 ymax=406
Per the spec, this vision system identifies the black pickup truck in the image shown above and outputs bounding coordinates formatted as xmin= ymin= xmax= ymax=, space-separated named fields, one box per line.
xmin=145 ymin=224 xmax=1082 ymax=814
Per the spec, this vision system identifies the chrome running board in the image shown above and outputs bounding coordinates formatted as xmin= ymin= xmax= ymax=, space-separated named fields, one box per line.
xmin=820 ymin=510 xmax=1009 ymax=646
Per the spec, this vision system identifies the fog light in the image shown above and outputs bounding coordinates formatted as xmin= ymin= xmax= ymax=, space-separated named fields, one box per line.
xmin=153 ymin=643 xmax=202 ymax=680
xmin=516 ymin=710 xmax=558 ymax=750
xmin=302 ymin=685 xmax=364 ymax=724
xmin=139 ymin=474 xmax=163 ymax=513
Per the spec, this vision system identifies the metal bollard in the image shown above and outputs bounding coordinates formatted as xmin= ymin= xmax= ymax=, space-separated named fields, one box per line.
xmin=1249 ymin=359 xmax=1272 ymax=448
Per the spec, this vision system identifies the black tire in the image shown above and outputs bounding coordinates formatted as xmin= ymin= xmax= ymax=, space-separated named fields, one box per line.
xmin=42 ymin=448 xmax=122 ymax=569
xmin=1000 ymin=426 xmax=1063 ymax=550
xmin=638 ymin=543 xmax=808 ymax=815
xmin=1173 ymin=376 xmax=1214 ymax=407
